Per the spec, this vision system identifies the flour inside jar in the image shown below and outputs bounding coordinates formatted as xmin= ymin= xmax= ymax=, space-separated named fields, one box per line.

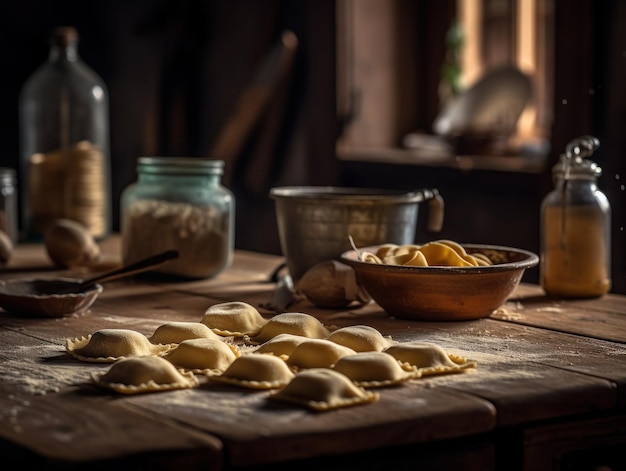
xmin=122 ymin=199 xmax=232 ymax=279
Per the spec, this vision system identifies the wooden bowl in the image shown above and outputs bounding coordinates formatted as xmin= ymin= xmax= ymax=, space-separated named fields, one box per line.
xmin=0 ymin=278 xmax=103 ymax=318
xmin=340 ymin=244 xmax=538 ymax=321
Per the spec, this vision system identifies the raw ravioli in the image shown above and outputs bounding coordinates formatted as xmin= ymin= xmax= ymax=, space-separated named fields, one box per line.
xmin=66 ymin=329 xmax=172 ymax=363
xmin=92 ymin=355 xmax=198 ymax=394
xmin=270 ymin=368 xmax=379 ymax=411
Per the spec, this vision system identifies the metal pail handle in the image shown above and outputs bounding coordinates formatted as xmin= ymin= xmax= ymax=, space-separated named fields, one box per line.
xmin=406 ymin=188 xmax=445 ymax=233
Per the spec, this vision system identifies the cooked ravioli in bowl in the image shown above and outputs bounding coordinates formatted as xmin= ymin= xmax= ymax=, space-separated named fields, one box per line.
xmin=341 ymin=241 xmax=538 ymax=321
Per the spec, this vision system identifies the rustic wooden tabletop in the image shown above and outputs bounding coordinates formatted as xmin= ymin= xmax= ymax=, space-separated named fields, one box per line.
xmin=0 ymin=236 xmax=624 ymax=470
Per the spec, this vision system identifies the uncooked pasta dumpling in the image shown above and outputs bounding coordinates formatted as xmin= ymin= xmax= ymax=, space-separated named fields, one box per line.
xmin=254 ymin=333 xmax=308 ymax=359
xmin=332 ymin=351 xmax=419 ymax=388
xmin=269 ymin=368 xmax=380 ymax=411
xmin=92 ymin=355 xmax=198 ymax=394
xmin=286 ymin=338 xmax=356 ymax=370
xmin=148 ymin=321 xmax=222 ymax=344
xmin=248 ymin=312 xmax=330 ymax=344
xmin=327 ymin=325 xmax=395 ymax=352
xmin=164 ymin=338 xmax=240 ymax=374
xmin=210 ymin=353 xmax=295 ymax=389
xmin=384 ymin=341 xmax=477 ymax=376
xmin=201 ymin=301 xmax=268 ymax=337
xmin=66 ymin=329 xmax=173 ymax=363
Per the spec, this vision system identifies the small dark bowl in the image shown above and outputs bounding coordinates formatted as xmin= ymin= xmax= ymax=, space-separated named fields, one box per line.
xmin=340 ymin=244 xmax=539 ymax=321
xmin=0 ymin=278 xmax=103 ymax=318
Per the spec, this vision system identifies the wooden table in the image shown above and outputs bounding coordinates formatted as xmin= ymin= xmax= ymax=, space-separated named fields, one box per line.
xmin=1 ymin=237 xmax=625 ymax=470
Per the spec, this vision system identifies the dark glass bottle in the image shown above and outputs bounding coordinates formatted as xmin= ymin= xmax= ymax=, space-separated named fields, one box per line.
xmin=18 ymin=26 xmax=111 ymax=240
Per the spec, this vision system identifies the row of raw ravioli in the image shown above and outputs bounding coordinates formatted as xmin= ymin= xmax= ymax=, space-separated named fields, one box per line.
xmin=64 ymin=301 xmax=477 ymax=411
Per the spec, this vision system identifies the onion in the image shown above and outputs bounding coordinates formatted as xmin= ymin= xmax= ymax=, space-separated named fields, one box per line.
xmin=297 ymin=260 xmax=370 ymax=308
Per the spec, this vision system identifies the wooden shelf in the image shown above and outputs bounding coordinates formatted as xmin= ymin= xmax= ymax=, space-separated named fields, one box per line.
xmin=337 ymin=146 xmax=548 ymax=175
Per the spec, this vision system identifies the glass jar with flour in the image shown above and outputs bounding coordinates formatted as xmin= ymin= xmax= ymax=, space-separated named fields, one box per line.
xmin=120 ymin=157 xmax=234 ymax=279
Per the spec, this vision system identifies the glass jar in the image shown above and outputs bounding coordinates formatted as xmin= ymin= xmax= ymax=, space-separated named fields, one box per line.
xmin=18 ymin=26 xmax=111 ymax=240
xmin=121 ymin=157 xmax=235 ymax=279
xmin=540 ymin=136 xmax=611 ymax=298
xmin=0 ymin=168 xmax=18 ymax=243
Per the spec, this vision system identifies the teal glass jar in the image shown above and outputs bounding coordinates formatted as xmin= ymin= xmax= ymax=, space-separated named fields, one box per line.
xmin=120 ymin=157 xmax=234 ymax=279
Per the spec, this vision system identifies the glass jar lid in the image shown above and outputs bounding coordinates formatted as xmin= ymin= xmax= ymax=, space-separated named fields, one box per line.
xmin=552 ymin=154 xmax=601 ymax=179
xmin=137 ymin=157 xmax=224 ymax=176
xmin=552 ymin=135 xmax=601 ymax=179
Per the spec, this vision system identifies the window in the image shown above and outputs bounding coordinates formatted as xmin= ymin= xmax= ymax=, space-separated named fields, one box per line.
xmin=336 ymin=0 xmax=554 ymax=167
xmin=457 ymin=0 xmax=554 ymax=145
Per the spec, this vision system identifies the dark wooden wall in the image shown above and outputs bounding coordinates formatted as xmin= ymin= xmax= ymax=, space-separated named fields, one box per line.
xmin=0 ymin=0 xmax=623 ymax=292
xmin=0 ymin=0 xmax=340 ymax=255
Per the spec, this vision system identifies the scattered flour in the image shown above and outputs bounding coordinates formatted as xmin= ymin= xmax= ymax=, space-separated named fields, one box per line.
xmin=0 ymin=343 xmax=98 ymax=396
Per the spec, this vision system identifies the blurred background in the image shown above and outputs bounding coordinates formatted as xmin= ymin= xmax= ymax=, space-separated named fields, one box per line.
xmin=0 ymin=0 xmax=624 ymax=293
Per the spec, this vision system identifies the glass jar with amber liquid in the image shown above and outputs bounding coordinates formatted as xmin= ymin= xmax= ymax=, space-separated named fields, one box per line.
xmin=540 ymin=136 xmax=611 ymax=297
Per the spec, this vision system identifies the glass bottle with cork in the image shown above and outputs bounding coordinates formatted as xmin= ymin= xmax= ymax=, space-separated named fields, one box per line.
xmin=18 ymin=26 xmax=111 ymax=241
xmin=540 ymin=135 xmax=611 ymax=298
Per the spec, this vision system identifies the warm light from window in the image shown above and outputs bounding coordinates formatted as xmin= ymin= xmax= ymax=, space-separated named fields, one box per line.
xmin=458 ymin=0 xmax=543 ymax=140
xmin=516 ymin=0 xmax=537 ymax=138
xmin=458 ymin=0 xmax=483 ymax=89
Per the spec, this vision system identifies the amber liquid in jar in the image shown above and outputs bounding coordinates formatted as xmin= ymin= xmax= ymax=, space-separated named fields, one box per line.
xmin=541 ymin=204 xmax=610 ymax=297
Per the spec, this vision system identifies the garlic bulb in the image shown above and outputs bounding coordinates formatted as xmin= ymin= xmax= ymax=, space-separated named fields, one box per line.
xmin=297 ymin=260 xmax=370 ymax=308
xmin=44 ymin=219 xmax=101 ymax=268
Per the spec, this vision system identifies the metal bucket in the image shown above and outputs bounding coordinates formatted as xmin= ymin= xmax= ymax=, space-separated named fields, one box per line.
xmin=270 ymin=186 xmax=444 ymax=280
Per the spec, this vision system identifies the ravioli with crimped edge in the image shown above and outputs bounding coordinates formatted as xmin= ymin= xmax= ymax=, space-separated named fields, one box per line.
xmin=327 ymin=325 xmax=395 ymax=352
xmin=66 ymin=328 xmax=173 ymax=363
xmin=148 ymin=321 xmax=222 ymax=345
xmin=254 ymin=333 xmax=309 ymax=359
xmin=269 ymin=368 xmax=380 ymax=411
xmin=332 ymin=351 xmax=420 ymax=388
xmin=92 ymin=355 xmax=198 ymax=394
xmin=163 ymin=337 xmax=240 ymax=375
xmin=286 ymin=338 xmax=356 ymax=371
xmin=383 ymin=341 xmax=477 ymax=376
xmin=201 ymin=301 xmax=268 ymax=337
xmin=210 ymin=353 xmax=295 ymax=389
xmin=247 ymin=312 xmax=331 ymax=344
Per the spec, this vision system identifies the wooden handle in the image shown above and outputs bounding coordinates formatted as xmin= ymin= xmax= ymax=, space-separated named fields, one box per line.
xmin=78 ymin=250 xmax=179 ymax=290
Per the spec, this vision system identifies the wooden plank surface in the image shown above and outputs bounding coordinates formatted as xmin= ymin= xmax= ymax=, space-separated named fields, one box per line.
xmin=492 ymin=283 xmax=626 ymax=344
xmin=0 ymin=328 xmax=223 ymax=467
xmin=1 ymin=237 xmax=625 ymax=469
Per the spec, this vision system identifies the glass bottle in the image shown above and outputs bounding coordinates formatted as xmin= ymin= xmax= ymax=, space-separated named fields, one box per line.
xmin=18 ymin=26 xmax=111 ymax=240
xmin=120 ymin=157 xmax=234 ymax=279
xmin=540 ymin=135 xmax=611 ymax=298
xmin=0 ymin=168 xmax=18 ymax=244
